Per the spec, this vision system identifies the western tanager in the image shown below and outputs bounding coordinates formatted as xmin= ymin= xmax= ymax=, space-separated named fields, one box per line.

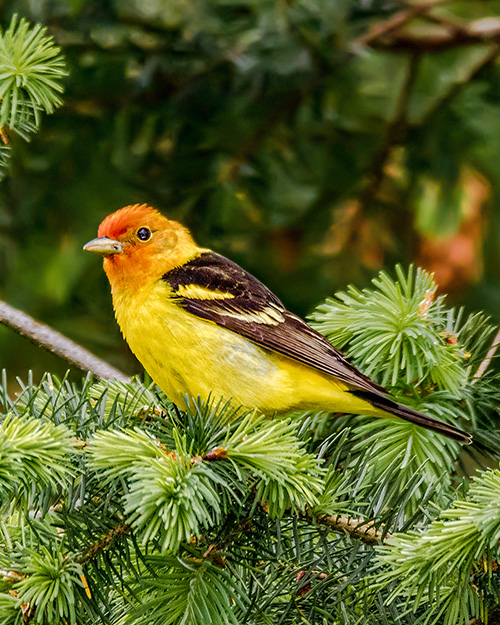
xmin=84 ymin=203 xmax=471 ymax=444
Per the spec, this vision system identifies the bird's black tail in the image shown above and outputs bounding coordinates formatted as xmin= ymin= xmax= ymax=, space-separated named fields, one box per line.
xmin=352 ymin=391 xmax=472 ymax=445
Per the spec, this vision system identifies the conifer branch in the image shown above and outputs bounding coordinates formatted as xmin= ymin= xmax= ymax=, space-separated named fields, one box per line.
xmin=77 ymin=522 xmax=132 ymax=565
xmin=0 ymin=15 xmax=67 ymax=178
xmin=0 ymin=300 xmax=130 ymax=381
xmin=1 ymin=264 xmax=498 ymax=624
xmin=0 ymin=15 xmax=66 ymax=128
xmin=414 ymin=43 xmax=500 ymax=127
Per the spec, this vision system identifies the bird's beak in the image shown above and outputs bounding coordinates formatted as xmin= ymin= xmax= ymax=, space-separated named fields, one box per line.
xmin=83 ymin=237 xmax=123 ymax=256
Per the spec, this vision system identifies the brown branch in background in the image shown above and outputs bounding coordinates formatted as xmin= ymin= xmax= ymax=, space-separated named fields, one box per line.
xmin=0 ymin=300 xmax=130 ymax=382
xmin=358 ymin=0 xmax=500 ymax=54
xmin=369 ymin=18 xmax=500 ymax=53
xmin=355 ymin=0 xmax=447 ymax=49
xmin=354 ymin=2 xmax=500 ymax=215
xmin=359 ymin=52 xmax=421 ymax=212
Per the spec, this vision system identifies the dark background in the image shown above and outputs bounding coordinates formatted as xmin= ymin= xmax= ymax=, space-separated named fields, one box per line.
xmin=2 ymin=0 xmax=500 ymax=382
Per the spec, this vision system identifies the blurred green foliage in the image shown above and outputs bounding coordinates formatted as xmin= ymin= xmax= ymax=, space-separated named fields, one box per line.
xmin=2 ymin=0 xmax=500 ymax=380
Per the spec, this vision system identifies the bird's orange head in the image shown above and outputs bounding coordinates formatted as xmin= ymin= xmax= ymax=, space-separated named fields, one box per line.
xmin=84 ymin=204 xmax=200 ymax=293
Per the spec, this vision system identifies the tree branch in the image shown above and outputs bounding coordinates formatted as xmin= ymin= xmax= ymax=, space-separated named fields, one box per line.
xmin=307 ymin=512 xmax=389 ymax=546
xmin=197 ymin=448 xmax=388 ymax=545
xmin=77 ymin=522 xmax=131 ymax=565
xmin=359 ymin=52 xmax=420 ymax=212
xmin=0 ymin=300 xmax=130 ymax=382
xmin=474 ymin=327 xmax=500 ymax=379
xmin=359 ymin=2 xmax=500 ymax=54
xmin=355 ymin=0 xmax=447 ymax=49
xmin=369 ymin=19 xmax=500 ymax=52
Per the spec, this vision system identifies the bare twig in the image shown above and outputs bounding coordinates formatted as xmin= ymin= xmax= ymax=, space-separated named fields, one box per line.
xmin=358 ymin=40 xmax=500 ymax=213
xmin=315 ymin=514 xmax=388 ymax=545
xmin=356 ymin=0 xmax=500 ymax=54
xmin=474 ymin=328 xmax=500 ymax=379
xmin=356 ymin=5 xmax=500 ymax=211
xmin=359 ymin=52 xmax=420 ymax=211
xmin=0 ymin=300 xmax=130 ymax=382
xmin=303 ymin=512 xmax=389 ymax=545
xmin=369 ymin=19 xmax=500 ymax=52
xmin=355 ymin=0 xmax=447 ymax=49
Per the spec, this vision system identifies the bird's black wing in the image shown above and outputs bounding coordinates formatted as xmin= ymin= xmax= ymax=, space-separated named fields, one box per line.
xmin=162 ymin=251 xmax=472 ymax=444
xmin=162 ymin=251 xmax=387 ymax=397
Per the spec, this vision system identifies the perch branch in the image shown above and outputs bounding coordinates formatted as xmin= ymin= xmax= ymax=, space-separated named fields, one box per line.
xmin=199 ymin=450 xmax=388 ymax=545
xmin=0 ymin=300 xmax=130 ymax=382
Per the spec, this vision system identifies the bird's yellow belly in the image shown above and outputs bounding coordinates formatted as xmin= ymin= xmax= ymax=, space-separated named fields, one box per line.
xmin=113 ymin=284 xmax=362 ymax=415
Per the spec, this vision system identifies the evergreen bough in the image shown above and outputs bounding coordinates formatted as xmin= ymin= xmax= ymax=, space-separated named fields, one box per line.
xmin=0 ymin=15 xmax=66 ymax=177
xmin=0 ymin=266 xmax=499 ymax=624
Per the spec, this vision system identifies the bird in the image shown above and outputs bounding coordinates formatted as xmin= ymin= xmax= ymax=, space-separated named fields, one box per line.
xmin=84 ymin=203 xmax=471 ymax=445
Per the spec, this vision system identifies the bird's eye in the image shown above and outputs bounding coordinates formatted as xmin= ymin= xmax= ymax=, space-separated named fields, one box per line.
xmin=137 ymin=227 xmax=152 ymax=242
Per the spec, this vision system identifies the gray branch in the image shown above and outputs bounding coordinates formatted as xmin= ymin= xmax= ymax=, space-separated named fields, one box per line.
xmin=0 ymin=299 xmax=130 ymax=382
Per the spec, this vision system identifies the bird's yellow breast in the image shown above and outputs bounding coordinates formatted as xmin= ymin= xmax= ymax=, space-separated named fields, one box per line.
xmin=111 ymin=281 xmax=370 ymax=415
